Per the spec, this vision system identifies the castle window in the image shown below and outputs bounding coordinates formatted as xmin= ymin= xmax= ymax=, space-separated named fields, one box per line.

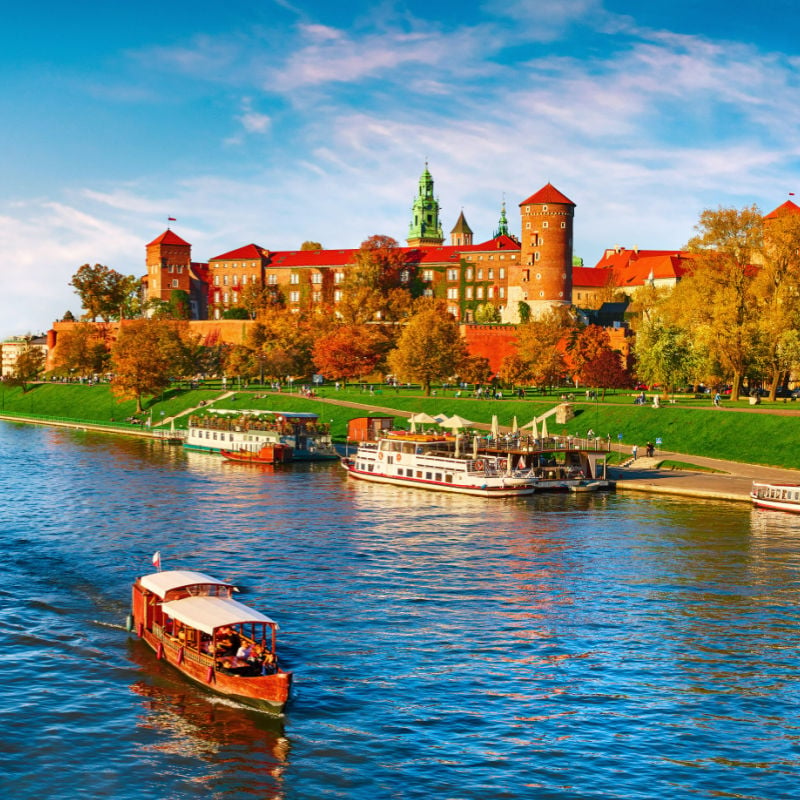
xmin=466 ymin=287 xmax=473 ymax=299
xmin=526 ymin=222 xmax=531 ymax=230
xmin=290 ymin=273 xmax=299 ymax=285
xmin=561 ymin=222 xmax=566 ymax=229
xmin=488 ymin=268 xmax=494 ymax=279
xmin=499 ymin=287 xmax=505 ymax=298
xmin=499 ymin=268 xmax=505 ymax=279
xmin=311 ymin=272 xmax=322 ymax=284
xmin=447 ymin=269 xmax=458 ymax=281
xmin=447 ymin=287 xmax=459 ymax=299
xmin=400 ymin=269 xmax=409 ymax=283
xmin=488 ymin=286 xmax=494 ymax=299
xmin=172 ymin=279 xmax=179 ymax=288
xmin=214 ymin=276 xmax=219 ymax=286
xmin=476 ymin=287 xmax=484 ymax=299
xmin=223 ymin=275 xmax=229 ymax=286
xmin=535 ymin=252 xmax=541 ymax=261
xmin=542 ymin=205 xmax=548 ymax=212
xmin=448 ymin=305 xmax=459 ymax=317
xmin=423 ymin=270 xmax=434 ymax=281
xmin=267 ymin=274 xmax=277 ymax=285
xmin=169 ymin=265 xmax=174 ymax=273
xmin=477 ymin=268 xmax=483 ymax=279
xmin=466 ymin=268 xmax=473 ymax=280
xmin=334 ymin=289 xmax=342 ymax=302
xmin=223 ymin=292 xmax=229 ymax=303
xmin=536 ymin=273 xmax=542 ymax=280
xmin=543 ymin=221 xmax=549 ymax=229
xmin=334 ymin=271 xmax=344 ymax=284
xmin=312 ymin=291 xmax=322 ymax=302
xmin=526 ymin=206 xmax=530 ymax=213
xmin=424 ymin=288 xmax=433 ymax=297
xmin=539 ymin=291 xmax=545 ymax=297
xmin=289 ymin=291 xmax=300 ymax=303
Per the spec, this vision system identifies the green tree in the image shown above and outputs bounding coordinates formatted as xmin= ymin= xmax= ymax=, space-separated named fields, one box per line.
xmin=634 ymin=321 xmax=699 ymax=396
xmin=69 ymin=264 xmax=140 ymax=322
xmin=169 ymin=290 xmax=191 ymax=320
xmin=222 ymin=307 xmax=250 ymax=320
xmin=474 ymin=302 xmax=501 ymax=324
xmin=387 ymin=308 xmax=467 ymax=395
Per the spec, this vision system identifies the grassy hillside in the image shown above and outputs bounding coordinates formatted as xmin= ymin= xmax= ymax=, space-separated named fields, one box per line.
xmin=2 ymin=382 xmax=798 ymax=470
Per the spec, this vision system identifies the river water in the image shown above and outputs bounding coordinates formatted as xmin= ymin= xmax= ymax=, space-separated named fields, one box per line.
xmin=2 ymin=421 xmax=800 ymax=799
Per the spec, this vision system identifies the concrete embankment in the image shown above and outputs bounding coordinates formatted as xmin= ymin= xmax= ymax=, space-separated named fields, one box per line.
xmin=0 ymin=413 xmax=174 ymax=441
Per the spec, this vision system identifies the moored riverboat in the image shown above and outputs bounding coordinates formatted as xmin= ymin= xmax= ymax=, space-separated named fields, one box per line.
xmin=130 ymin=568 xmax=292 ymax=713
xmin=342 ymin=431 xmax=537 ymax=497
xmin=221 ymin=443 xmax=293 ymax=465
xmin=185 ymin=409 xmax=337 ymax=461
xmin=750 ymin=482 xmax=800 ymax=513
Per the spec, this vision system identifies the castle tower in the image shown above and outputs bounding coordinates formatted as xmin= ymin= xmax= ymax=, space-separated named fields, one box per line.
xmin=407 ymin=164 xmax=444 ymax=247
xmin=450 ymin=210 xmax=473 ymax=246
xmin=144 ymin=228 xmax=192 ymax=305
xmin=505 ymin=183 xmax=575 ymax=321
xmin=494 ymin=201 xmax=510 ymax=238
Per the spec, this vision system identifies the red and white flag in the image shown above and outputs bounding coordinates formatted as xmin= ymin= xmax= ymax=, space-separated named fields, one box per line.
xmin=152 ymin=551 xmax=162 ymax=571
xmin=168 ymin=216 xmax=176 ymax=222
xmin=518 ymin=456 xmax=526 ymax=470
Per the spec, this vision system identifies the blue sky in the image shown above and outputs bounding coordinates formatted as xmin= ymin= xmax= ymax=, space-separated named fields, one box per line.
xmin=2 ymin=0 xmax=799 ymax=337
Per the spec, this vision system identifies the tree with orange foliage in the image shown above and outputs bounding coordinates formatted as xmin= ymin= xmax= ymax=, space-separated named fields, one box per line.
xmin=312 ymin=325 xmax=388 ymax=385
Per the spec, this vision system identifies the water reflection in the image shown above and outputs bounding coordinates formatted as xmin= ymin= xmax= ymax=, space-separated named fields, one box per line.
xmin=128 ymin=641 xmax=289 ymax=798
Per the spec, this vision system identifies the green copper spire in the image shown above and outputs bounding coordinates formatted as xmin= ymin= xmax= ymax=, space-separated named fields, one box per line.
xmin=494 ymin=200 xmax=509 ymax=238
xmin=407 ymin=163 xmax=444 ymax=247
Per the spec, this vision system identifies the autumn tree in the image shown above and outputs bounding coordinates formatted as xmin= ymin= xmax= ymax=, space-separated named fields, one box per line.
xmin=459 ymin=354 xmax=493 ymax=386
xmin=752 ymin=207 xmax=800 ymax=399
xmin=111 ymin=319 xmax=197 ymax=412
xmin=387 ymin=307 xmax=467 ymax=395
xmin=670 ymin=205 xmax=763 ymax=401
xmin=245 ymin=310 xmax=317 ymax=383
xmin=339 ymin=235 xmax=415 ymax=323
xmin=300 ymin=241 xmax=323 ymax=251
xmin=579 ymin=347 xmax=630 ymax=399
xmin=70 ymin=264 xmax=140 ymax=322
xmin=52 ymin=322 xmax=111 ymax=377
xmin=497 ymin=353 xmax=531 ymax=388
xmin=515 ymin=309 xmax=574 ymax=389
xmin=240 ymin=283 xmax=283 ymax=319
xmin=312 ymin=324 xmax=389 ymax=384
xmin=7 ymin=341 xmax=45 ymax=392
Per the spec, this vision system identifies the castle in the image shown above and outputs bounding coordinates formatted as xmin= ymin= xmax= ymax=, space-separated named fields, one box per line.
xmin=141 ymin=165 xmax=576 ymax=324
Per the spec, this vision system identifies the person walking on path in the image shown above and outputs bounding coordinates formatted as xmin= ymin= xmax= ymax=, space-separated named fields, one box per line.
xmin=632 ymin=444 xmax=638 ymax=460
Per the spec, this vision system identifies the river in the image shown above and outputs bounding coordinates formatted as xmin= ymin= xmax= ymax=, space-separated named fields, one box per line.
xmin=2 ymin=420 xmax=799 ymax=799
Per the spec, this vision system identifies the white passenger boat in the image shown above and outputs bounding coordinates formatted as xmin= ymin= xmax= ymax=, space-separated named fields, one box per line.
xmin=185 ymin=409 xmax=337 ymax=461
xmin=750 ymin=482 xmax=800 ymax=513
xmin=341 ymin=431 xmax=537 ymax=497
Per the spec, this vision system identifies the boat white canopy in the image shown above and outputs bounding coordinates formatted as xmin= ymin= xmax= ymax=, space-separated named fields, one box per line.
xmin=140 ymin=570 xmax=233 ymax=599
xmin=160 ymin=595 xmax=278 ymax=634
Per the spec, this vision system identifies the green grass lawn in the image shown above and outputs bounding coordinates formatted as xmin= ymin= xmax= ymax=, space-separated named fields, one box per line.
xmin=3 ymin=381 xmax=799 ymax=470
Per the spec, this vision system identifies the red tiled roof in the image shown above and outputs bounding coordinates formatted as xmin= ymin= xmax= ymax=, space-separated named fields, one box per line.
xmin=764 ymin=199 xmax=800 ymax=220
xmin=573 ymin=266 xmax=611 ymax=288
xmin=594 ymin=248 xmax=679 ymax=270
xmin=519 ymin=183 xmax=575 ymax=207
xmin=210 ymin=243 xmax=269 ymax=261
xmin=147 ymin=229 xmax=191 ymax=247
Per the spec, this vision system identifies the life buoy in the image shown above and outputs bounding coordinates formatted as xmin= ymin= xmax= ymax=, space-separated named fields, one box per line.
xmin=378 ymin=452 xmax=383 ymax=460
xmin=474 ymin=460 xmax=484 ymax=471
xmin=396 ymin=453 xmax=402 ymax=463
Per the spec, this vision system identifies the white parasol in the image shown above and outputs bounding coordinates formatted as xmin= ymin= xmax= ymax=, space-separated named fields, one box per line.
xmin=522 ymin=417 xmax=539 ymax=438
xmin=511 ymin=416 xmax=518 ymax=434
xmin=491 ymin=414 xmax=499 ymax=439
xmin=541 ymin=417 xmax=549 ymax=438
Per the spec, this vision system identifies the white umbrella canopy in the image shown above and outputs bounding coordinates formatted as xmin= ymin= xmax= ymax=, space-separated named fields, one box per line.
xmin=410 ymin=412 xmax=438 ymax=424
xmin=541 ymin=417 xmax=549 ymax=438
xmin=472 ymin=435 xmax=479 ymax=459
xmin=522 ymin=418 xmax=539 ymax=438
xmin=511 ymin=416 xmax=518 ymax=434
xmin=444 ymin=414 xmax=474 ymax=430
xmin=491 ymin=414 xmax=499 ymax=438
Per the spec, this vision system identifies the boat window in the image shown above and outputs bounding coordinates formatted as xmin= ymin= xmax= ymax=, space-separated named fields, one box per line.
xmin=436 ymin=473 xmax=442 ymax=481
xmin=425 ymin=472 xmax=432 ymax=480
xmin=446 ymin=474 xmax=453 ymax=482
xmin=416 ymin=471 xmax=423 ymax=478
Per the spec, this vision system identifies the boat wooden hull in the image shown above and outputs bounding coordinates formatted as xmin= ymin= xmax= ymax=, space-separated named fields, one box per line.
xmin=134 ymin=623 xmax=292 ymax=713
xmin=221 ymin=444 xmax=293 ymax=465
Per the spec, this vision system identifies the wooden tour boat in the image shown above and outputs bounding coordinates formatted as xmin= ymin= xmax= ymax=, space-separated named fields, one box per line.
xmin=130 ymin=568 xmax=292 ymax=714
xmin=750 ymin=482 xmax=800 ymax=513
xmin=221 ymin=443 xmax=293 ymax=465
